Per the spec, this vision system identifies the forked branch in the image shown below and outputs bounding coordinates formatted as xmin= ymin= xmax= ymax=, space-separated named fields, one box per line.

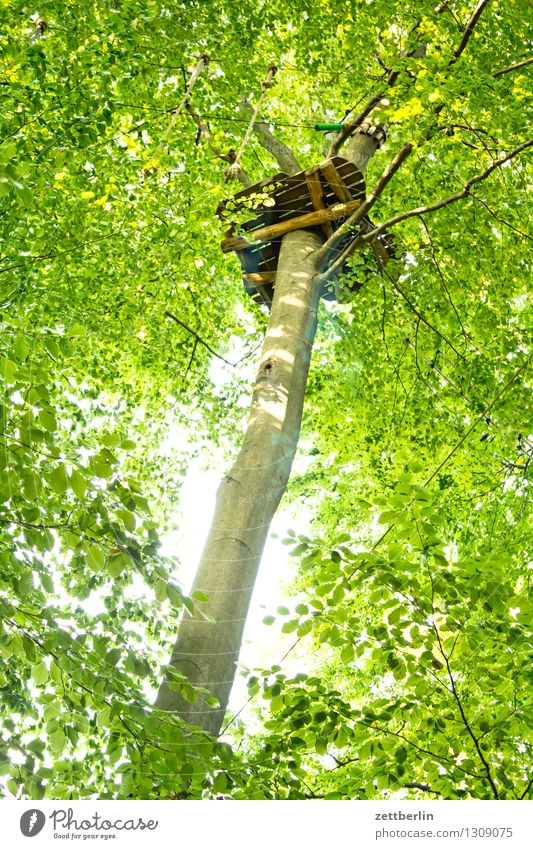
xmin=240 ymin=98 xmax=302 ymax=174
xmin=327 ymin=96 xmax=388 ymax=157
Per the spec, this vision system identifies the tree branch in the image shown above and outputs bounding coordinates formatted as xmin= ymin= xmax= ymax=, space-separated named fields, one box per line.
xmin=331 ymin=1 xmax=489 ymax=161
xmin=239 ymin=98 xmax=301 ymax=174
xmin=492 ymin=56 xmax=533 ymax=78
xmin=435 ymin=2 xmax=462 ymax=25
xmin=354 ymin=717 xmax=484 ymax=778
xmin=327 ymin=95 xmax=387 ymax=157
xmin=328 ymin=21 xmax=427 ymax=158
xmin=423 ymin=352 xmax=532 ymax=487
xmin=418 ymin=216 xmax=468 ymax=339
xmin=0 ymin=231 xmax=122 ymax=274
xmin=468 ymin=190 xmax=532 ymax=240
xmin=163 ymin=309 xmax=262 ymax=369
xmin=224 ymin=65 xmax=278 ymax=183
xmin=360 ymin=139 xmax=533 ymax=243
xmin=449 ymin=0 xmax=491 ymax=65
xmin=316 ymin=142 xmax=413 ymax=274
xmin=382 ymin=266 xmax=466 ymax=360
xmin=520 ymin=777 xmax=533 ymax=800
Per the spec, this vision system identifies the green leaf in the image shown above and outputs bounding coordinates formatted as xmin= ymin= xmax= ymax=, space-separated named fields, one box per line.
xmin=69 ymin=468 xmax=87 ymax=498
xmin=32 ymin=661 xmax=49 ymax=684
xmin=0 ymin=356 xmax=17 ymax=384
xmin=107 ymin=551 xmax=129 ymax=578
xmin=47 ymin=464 xmax=69 ymax=495
xmin=340 ymin=645 xmax=354 ymax=664
xmin=0 ymin=142 xmax=17 ymax=163
xmin=49 ymin=728 xmax=67 ymax=753
xmin=315 ymin=737 xmax=328 ymax=755
xmin=116 ymin=508 xmax=135 ymax=532
xmin=86 ymin=544 xmax=105 ymax=572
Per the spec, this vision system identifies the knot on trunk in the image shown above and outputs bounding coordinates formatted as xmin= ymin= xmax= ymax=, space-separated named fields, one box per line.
xmin=259 ymin=357 xmax=274 ymax=378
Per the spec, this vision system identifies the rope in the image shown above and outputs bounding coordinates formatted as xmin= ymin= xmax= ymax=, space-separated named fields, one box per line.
xmin=225 ymin=63 xmax=278 ymax=182
xmin=157 ymin=54 xmax=210 ymax=149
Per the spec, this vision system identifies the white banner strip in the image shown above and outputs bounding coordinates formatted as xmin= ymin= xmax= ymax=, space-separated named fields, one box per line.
xmin=3 ymin=799 xmax=532 ymax=848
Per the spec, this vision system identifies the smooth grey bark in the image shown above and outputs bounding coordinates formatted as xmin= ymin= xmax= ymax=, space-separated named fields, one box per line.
xmin=156 ymin=132 xmax=380 ymax=736
xmin=239 ymin=99 xmax=302 ymax=175
xmin=156 ymin=230 xmax=322 ymax=734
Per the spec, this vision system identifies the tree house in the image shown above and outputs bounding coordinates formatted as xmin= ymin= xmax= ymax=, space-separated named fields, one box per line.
xmin=218 ymin=155 xmax=395 ymax=308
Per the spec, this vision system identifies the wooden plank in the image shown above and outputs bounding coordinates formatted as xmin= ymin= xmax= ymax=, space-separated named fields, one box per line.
xmin=277 ymin=180 xmax=359 ymax=214
xmin=305 ymin=169 xmax=333 ymax=238
xmin=224 ymin=171 xmax=288 ymax=204
xmin=270 ymin=168 xmax=361 ymax=212
xmin=240 ymin=209 xmax=275 ymax=233
xmin=243 ymin=271 xmax=277 ymax=287
xmin=271 ymin=181 xmax=310 ymax=207
xmin=217 ymin=172 xmax=288 ymax=222
xmin=218 ymin=156 xmax=364 ymax=219
xmin=237 ymin=243 xmax=278 ymax=273
xmin=332 ymin=155 xmax=364 ymax=176
xmin=221 ymin=198 xmax=363 ymax=252
xmin=320 ymin=161 xmax=354 ymax=203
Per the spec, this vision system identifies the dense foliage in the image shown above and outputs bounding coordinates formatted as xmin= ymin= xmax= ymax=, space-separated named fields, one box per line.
xmin=0 ymin=0 xmax=531 ymax=799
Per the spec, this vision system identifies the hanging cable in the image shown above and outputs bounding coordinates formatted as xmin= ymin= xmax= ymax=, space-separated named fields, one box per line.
xmin=156 ymin=53 xmax=210 ymax=150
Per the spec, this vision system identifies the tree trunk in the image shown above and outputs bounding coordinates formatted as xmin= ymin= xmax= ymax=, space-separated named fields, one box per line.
xmin=156 ymin=230 xmax=323 ymax=734
xmin=156 ymin=132 xmax=381 ymax=736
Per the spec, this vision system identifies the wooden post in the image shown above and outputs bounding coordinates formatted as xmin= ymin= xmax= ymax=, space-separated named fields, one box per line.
xmin=319 ymin=161 xmax=354 ymax=203
xmin=305 ymin=168 xmax=333 ymax=238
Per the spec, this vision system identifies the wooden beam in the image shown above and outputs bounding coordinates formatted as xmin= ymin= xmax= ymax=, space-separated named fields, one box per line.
xmin=320 ymin=161 xmax=353 ymax=203
xmin=243 ymin=271 xmax=277 ymax=287
xmin=221 ymin=198 xmax=363 ymax=252
xmin=305 ymin=169 xmax=333 ymax=238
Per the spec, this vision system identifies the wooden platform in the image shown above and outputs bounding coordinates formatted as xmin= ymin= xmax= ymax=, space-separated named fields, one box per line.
xmin=217 ymin=156 xmax=393 ymax=307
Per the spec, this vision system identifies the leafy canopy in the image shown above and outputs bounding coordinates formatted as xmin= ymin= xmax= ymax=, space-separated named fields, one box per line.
xmin=0 ymin=0 xmax=531 ymax=799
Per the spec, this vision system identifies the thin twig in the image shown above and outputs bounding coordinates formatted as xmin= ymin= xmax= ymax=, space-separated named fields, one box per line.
xmin=520 ymin=777 xmax=533 ymax=800
xmin=436 ymin=631 xmax=500 ymax=798
xmin=327 ymin=95 xmax=386 ymax=157
xmin=163 ymin=310 xmax=262 ymax=370
xmin=382 ymin=267 xmax=466 ymax=360
xmin=225 ymin=65 xmax=277 ymax=182
xmin=468 ymin=191 xmax=531 ymax=240
xmin=163 ymin=311 xmax=235 ymax=367
xmin=0 ymin=231 xmax=122 ymax=274
xmin=418 ymin=216 xmax=469 ymax=339
xmin=404 ymin=782 xmax=442 ymax=796
xmin=424 ymin=353 xmax=532 ymax=487
xmin=183 ymin=337 xmax=198 ymax=382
